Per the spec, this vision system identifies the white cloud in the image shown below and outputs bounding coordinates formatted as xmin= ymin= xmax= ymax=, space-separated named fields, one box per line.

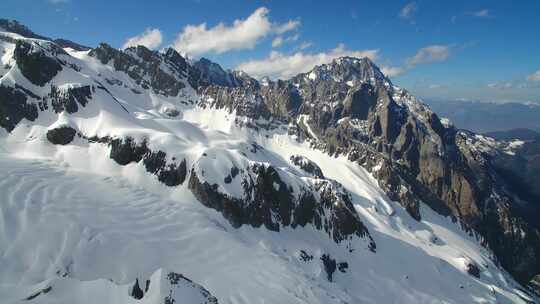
xmin=48 ymin=0 xmax=69 ymax=4
xmin=122 ymin=28 xmax=163 ymax=50
xmin=473 ymin=9 xmax=490 ymax=18
xmin=406 ymin=45 xmax=451 ymax=66
xmin=272 ymin=33 xmax=299 ymax=48
xmin=381 ymin=66 xmax=406 ymax=77
xmin=527 ymin=70 xmax=540 ymax=82
xmin=399 ymin=2 xmax=417 ymax=19
xmin=297 ymin=42 xmax=313 ymax=50
xmin=380 ymin=44 xmax=452 ymax=77
xmin=172 ymin=7 xmax=299 ymax=56
xmin=273 ymin=20 xmax=300 ymax=35
xmin=271 ymin=37 xmax=284 ymax=48
xmin=237 ymin=44 xmax=378 ymax=79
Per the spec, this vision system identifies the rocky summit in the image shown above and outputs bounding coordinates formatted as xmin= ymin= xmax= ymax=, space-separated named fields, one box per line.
xmin=0 ymin=19 xmax=539 ymax=303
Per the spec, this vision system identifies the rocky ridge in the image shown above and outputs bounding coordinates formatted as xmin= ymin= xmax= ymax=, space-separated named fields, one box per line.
xmin=198 ymin=56 xmax=540 ymax=286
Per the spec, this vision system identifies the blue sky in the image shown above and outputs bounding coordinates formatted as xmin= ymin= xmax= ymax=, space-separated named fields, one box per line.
xmin=3 ymin=0 xmax=540 ymax=103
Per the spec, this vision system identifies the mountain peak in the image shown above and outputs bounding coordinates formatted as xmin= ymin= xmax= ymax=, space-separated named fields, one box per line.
xmin=0 ymin=19 xmax=48 ymax=40
xmin=1 ymin=19 xmax=91 ymax=50
xmin=299 ymin=56 xmax=390 ymax=87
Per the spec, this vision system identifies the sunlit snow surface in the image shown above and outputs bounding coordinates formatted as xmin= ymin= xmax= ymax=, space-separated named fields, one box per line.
xmin=0 ymin=33 xmax=534 ymax=303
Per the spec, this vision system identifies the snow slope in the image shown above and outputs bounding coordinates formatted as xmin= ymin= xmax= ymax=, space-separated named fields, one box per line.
xmin=0 ymin=31 xmax=536 ymax=303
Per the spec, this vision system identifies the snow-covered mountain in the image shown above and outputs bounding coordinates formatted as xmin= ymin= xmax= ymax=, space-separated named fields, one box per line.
xmin=1 ymin=20 xmax=539 ymax=303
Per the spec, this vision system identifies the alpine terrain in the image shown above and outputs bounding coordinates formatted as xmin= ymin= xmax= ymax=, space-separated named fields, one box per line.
xmin=1 ymin=19 xmax=539 ymax=303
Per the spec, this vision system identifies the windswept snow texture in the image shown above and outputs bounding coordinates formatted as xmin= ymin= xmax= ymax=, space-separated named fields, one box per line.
xmin=0 ymin=31 xmax=535 ymax=303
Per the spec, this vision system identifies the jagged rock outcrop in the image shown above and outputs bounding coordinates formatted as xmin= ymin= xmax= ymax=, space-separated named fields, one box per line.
xmin=194 ymin=58 xmax=254 ymax=88
xmin=106 ymin=137 xmax=187 ymax=186
xmin=188 ymin=151 xmax=375 ymax=249
xmin=46 ymin=125 xmax=77 ymax=145
xmin=290 ymin=154 xmax=324 ymax=178
xmin=130 ymin=279 xmax=144 ymax=300
xmin=89 ymin=44 xmax=201 ymax=96
xmin=0 ymin=85 xmax=38 ymax=132
xmin=164 ymin=272 xmax=218 ymax=304
xmin=529 ymin=274 xmax=540 ymax=296
xmin=13 ymin=39 xmax=64 ymax=86
xmin=48 ymin=84 xmax=93 ymax=114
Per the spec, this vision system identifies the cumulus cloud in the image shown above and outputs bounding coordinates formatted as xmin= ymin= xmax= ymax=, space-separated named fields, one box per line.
xmin=172 ymin=7 xmax=299 ymax=56
xmin=237 ymin=43 xmax=454 ymax=80
xmin=399 ymin=2 xmax=417 ymax=20
xmin=527 ymin=70 xmax=540 ymax=82
xmin=406 ymin=45 xmax=451 ymax=66
xmin=237 ymin=44 xmax=379 ymax=79
xmin=122 ymin=28 xmax=163 ymax=50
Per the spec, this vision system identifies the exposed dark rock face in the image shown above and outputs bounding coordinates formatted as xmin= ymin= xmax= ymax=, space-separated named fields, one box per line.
xmin=342 ymin=83 xmax=379 ymax=120
xmin=321 ymin=254 xmax=337 ymax=282
xmin=25 ymin=286 xmax=52 ymax=301
xmin=223 ymin=166 xmax=239 ymax=184
xmin=489 ymin=139 xmax=540 ymax=228
xmin=130 ymin=279 xmax=144 ymax=300
xmin=89 ymin=44 xmax=201 ymax=97
xmin=338 ymin=262 xmax=348 ymax=273
xmin=199 ymin=79 xmax=301 ymax=125
xmin=165 ymin=272 xmax=218 ymax=304
xmin=0 ymin=85 xmax=38 ymax=132
xmin=290 ymin=154 xmax=324 ymax=178
xmin=107 ymin=137 xmax=187 ymax=186
xmin=299 ymin=250 xmax=313 ymax=262
xmin=194 ymin=58 xmax=246 ymax=87
xmin=109 ymin=137 xmax=147 ymax=165
xmin=163 ymin=107 xmax=180 ymax=117
xmin=466 ymin=262 xmax=481 ymax=278
xmin=13 ymin=40 xmax=63 ymax=86
xmin=188 ymin=158 xmax=375 ymax=248
xmin=198 ymin=84 xmax=272 ymax=122
xmin=143 ymin=152 xmax=187 ymax=187
xmin=129 ymin=272 xmax=217 ymax=303
xmin=47 ymin=85 xmax=93 ymax=114
xmin=46 ymin=125 xmax=76 ymax=145
xmin=529 ymin=275 xmax=540 ymax=296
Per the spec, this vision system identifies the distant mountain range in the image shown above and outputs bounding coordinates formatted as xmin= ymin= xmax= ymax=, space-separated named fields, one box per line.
xmin=425 ymin=99 xmax=540 ymax=133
